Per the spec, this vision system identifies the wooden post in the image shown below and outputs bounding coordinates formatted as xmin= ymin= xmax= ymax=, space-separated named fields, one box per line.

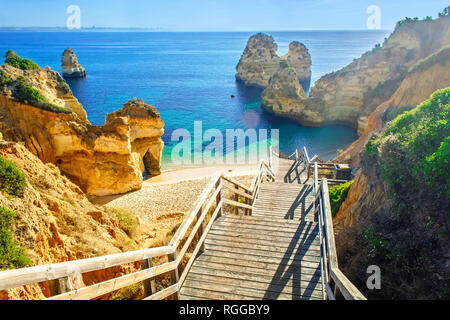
xmin=198 ymin=207 xmax=206 ymax=253
xmin=57 ymin=273 xmax=81 ymax=294
xmin=142 ymin=258 xmax=156 ymax=297
xmin=216 ymin=179 xmax=222 ymax=217
xmin=168 ymin=252 xmax=180 ymax=300
xmin=235 ymin=185 xmax=240 ymax=216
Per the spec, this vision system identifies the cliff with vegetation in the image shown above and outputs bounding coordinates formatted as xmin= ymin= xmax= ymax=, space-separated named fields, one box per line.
xmin=334 ymin=88 xmax=449 ymax=299
xmin=236 ymin=33 xmax=311 ymax=90
xmin=261 ymin=15 xmax=450 ymax=133
xmin=0 ymin=141 xmax=141 ymax=300
xmin=0 ymin=53 xmax=164 ymax=196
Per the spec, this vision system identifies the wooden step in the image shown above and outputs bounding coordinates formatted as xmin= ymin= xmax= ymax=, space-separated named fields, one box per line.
xmin=213 ymin=220 xmax=318 ymax=234
xmin=199 ymin=248 xmax=321 ymax=266
xmin=205 ymin=238 xmax=320 ymax=256
xmin=184 ymin=270 xmax=322 ymax=299
xmin=181 ymin=277 xmax=321 ymax=300
xmin=206 ymin=233 xmax=319 ymax=248
xmin=195 ymin=253 xmax=320 ymax=272
xmin=219 ymin=214 xmax=315 ymax=227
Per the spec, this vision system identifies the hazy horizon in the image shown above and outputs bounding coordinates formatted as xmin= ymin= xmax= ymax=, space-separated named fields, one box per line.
xmin=0 ymin=0 xmax=448 ymax=31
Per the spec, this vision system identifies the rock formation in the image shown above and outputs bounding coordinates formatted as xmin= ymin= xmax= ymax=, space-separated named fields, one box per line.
xmin=0 ymin=54 xmax=164 ymax=196
xmin=0 ymin=142 xmax=138 ymax=300
xmin=261 ymin=16 xmax=450 ymax=132
xmin=282 ymin=41 xmax=312 ymax=87
xmin=236 ymin=33 xmax=311 ymax=90
xmin=261 ymin=66 xmax=307 ymax=116
xmin=62 ymin=48 xmax=86 ymax=78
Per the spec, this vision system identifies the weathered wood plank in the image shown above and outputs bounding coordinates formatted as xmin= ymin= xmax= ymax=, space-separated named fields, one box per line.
xmin=0 ymin=245 xmax=173 ymax=291
xmin=143 ymin=284 xmax=179 ymax=300
xmin=205 ymin=238 xmax=321 ymax=256
xmin=47 ymin=261 xmax=177 ymax=300
xmin=222 ymin=198 xmax=252 ymax=210
xmin=195 ymin=253 xmax=320 ymax=272
xmin=185 ymin=272 xmax=322 ymax=299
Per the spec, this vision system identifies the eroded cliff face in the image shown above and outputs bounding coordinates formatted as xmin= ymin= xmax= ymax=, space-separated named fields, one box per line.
xmin=61 ymin=48 xmax=86 ymax=78
xmin=0 ymin=60 xmax=164 ymax=196
xmin=261 ymin=66 xmax=308 ymax=117
xmin=236 ymin=33 xmax=311 ymax=89
xmin=334 ymin=46 xmax=450 ymax=166
xmin=0 ymin=142 xmax=138 ymax=300
xmin=261 ymin=16 xmax=450 ymax=131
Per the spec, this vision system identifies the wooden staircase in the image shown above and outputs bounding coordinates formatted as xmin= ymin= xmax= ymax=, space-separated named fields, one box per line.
xmin=0 ymin=147 xmax=366 ymax=301
xmin=180 ymin=157 xmax=323 ymax=300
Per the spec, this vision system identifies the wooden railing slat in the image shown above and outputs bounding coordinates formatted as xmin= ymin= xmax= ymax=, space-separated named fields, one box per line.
xmin=143 ymin=283 xmax=179 ymax=300
xmin=0 ymin=246 xmax=173 ymax=291
xmin=46 ymin=261 xmax=177 ymax=300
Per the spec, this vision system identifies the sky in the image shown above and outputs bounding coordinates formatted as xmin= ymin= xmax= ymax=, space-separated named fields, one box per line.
xmin=0 ymin=0 xmax=448 ymax=30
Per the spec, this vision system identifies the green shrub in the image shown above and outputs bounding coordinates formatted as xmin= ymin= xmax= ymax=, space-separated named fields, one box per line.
xmin=0 ymin=70 xmax=11 ymax=87
xmin=383 ymin=105 xmax=415 ymax=123
xmin=329 ymin=180 xmax=353 ymax=217
xmin=106 ymin=207 xmax=138 ymax=238
xmin=0 ymin=156 xmax=26 ymax=197
xmin=12 ymin=76 xmax=71 ymax=114
xmin=4 ymin=52 xmax=39 ymax=70
xmin=408 ymin=46 xmax=450 ymax=74
xmin=111 ymin=283 xmax=142 ymax=300
xmin=0 ymin=206 xmax=31 ymax=269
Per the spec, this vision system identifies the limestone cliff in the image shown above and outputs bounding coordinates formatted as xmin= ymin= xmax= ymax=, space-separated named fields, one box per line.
xmin=0 ymin=54 xmax=164 ymax=196
xmin=236 ymin=33 xmax=311 ymax=89
xmin=0 ymin=142 xmax=138 ymax=300
xmin=61 ymin=48 xmax=86 ymax=78
xmin=335 ymin=45 xmax=450 ymax=166
xmin=261 ymin=16 xmax=450 ymax=131
xmin=261 ymin=66 xmax=307 ymax=117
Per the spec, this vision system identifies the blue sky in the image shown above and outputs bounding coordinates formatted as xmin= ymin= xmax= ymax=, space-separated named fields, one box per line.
xmin=0 ymin=0 xmax=448 ymax=30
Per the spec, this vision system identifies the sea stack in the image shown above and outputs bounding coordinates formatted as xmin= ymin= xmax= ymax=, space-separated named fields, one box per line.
xmin=61 ymin=48 xmax=86 ymax=78
xmin=236 ymin=33 xmax=312 ymax=89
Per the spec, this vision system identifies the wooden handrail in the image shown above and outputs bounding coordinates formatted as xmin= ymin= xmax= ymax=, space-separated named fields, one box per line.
xmin=312 ymin=160 xmax=366 ymax=300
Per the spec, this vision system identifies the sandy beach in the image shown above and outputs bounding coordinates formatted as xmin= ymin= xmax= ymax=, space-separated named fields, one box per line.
xmin=91 ymin=164 xmax=257 ymax=248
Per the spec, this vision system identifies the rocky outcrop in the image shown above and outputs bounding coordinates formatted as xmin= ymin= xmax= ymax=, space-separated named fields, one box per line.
xmin=282 ymin=41 xmax=312 ymax=86
xmin=261 ymin=16 xmax=450 ymax=131
xmin=0 ymin=56 xmax=164 ymax=196
xmin=62 ymin=48 xmax=86 ymax=78
xmin=334 ymin=45 xmax=450 ymax=166
xmin=236 ymin=33 xmax=311 ymax=89
xmin=261 ymin=66 xmax=307 ymax=117
xmin=0 ymin=142 xmax=138 ymax=300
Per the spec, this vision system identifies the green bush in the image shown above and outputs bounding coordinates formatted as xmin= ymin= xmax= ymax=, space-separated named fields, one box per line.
xmin=106 ymin=207 xmax=138 ymax=238
xmin=329 ymin=180 xmax=353 ymax=217
xmin=379 ymin=88 xmax=449 ymax=200
xmin=383 ymin=105 xmax=415 ymax=123
xmin=0 ymin=156 xmax=26 ymax=197
xmin=353 ymin=88 xmax=450 ymax=299
xmin=12 ymin=76 xmax=71 ymax=114
xmin=0 ymin=206 xmax=31 ymax=269
xmin=4 ymin=52 xmax=39 ymax=70
xmin=0 ymin=70 xmax=11 ymax=87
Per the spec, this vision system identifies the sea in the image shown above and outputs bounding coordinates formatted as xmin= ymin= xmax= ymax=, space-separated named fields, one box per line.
xmin=0 ymin=30 xmax=390 ymax=169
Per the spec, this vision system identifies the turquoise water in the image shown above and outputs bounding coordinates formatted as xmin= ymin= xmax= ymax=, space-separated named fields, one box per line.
xmin=0 ymin=30 xmax=390 ymax=168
